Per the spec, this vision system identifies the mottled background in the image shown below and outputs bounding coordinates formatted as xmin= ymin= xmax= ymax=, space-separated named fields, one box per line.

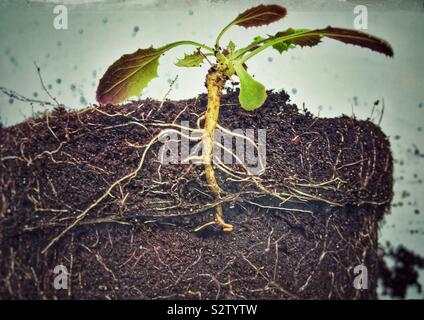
xmin=0 ymin=0 xmax=423 ymax=299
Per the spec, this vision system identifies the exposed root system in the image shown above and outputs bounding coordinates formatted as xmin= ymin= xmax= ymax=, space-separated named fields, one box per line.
xmin=0 ymin=90 xmax=393 ymax=299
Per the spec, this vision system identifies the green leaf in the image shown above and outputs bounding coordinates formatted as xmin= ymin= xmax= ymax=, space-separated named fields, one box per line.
xmin=96 ymin=46 xmax=163 ymax=105
xmin=227 ymin=41 xmax=236 ymax=54
xmin=96 ymin=41 xmax=212 ymax=105
xmin=272 ymin=41 xmax=293 ymax=54
xmin=274 ymin=28 xmax=319 ymax=47
xmin=253 ymin=35 xmax=266 ymax=43
xmin=271 ymin=28 xmax=316 ymax=53
xmin=234 ymin=33 xmax=296 ymax=58
xmin=175 ymin=50 xmax=205 ymax=67
xmin=233 ymin=35 xmax=266 ymax=57
xmin=240 ymin=35 xmax=266 ymax=53
xmin=234 ymin=63 xmax=267 ymax=111
xmin=249 ymin=35 xmax=267 ymax=48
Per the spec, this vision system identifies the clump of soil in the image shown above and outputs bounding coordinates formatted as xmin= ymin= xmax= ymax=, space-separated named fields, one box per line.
xmin=0 ymin=89 xmax=393 ymax=299
xmin=378 ymin=245 xmax=424 ymax=299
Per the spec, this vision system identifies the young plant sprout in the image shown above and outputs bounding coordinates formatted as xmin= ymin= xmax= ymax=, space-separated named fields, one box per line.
xmin=96 ymin=4 xmax=393 ymax=233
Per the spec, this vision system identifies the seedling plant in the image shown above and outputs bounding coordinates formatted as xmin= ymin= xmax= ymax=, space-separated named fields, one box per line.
xmin=96 ymin=4 xmax=393 ymax=233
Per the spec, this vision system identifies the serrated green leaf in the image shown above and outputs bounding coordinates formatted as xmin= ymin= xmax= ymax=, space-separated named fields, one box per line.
xmin=227 ymin=41 xmax=236 ymax=53
xmin=253 ymin=35 xmax=266 ymax=43
xmin=273 ymin=28 xmax=321 ymax=49
xmin=272 ymin=41 xmax=290 ymax=54
xmin=96 ymin=46 xmax=164 ymax=105
xmin=269 ymin=28 xmax=316 ymax=53
xmin=234 ymin=63 xmax=267 ymax=111
xmin=96 ymin=41 xmax=212 ymax=105
xmin=233 ymin=35 xmax=266 ymax=57
xmin=175 ymin=50 xmax=205 ymax=67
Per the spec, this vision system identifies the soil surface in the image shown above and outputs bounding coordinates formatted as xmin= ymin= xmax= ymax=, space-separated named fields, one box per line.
xmin=0 ymin=89 xmax=393 ymax=299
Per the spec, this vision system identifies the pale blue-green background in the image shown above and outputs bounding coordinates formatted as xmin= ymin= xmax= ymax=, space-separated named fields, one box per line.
xmin=1 ymin=0 xmax=423 ymax=299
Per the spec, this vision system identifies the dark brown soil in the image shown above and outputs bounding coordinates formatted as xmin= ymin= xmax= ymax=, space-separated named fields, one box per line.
xmin=0 ymin=89 xmax=393 ymax=299
xmin=378 ymin=244 xmax=424 ymax=299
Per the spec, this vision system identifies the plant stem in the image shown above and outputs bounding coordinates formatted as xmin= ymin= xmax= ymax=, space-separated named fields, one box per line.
xmin=238 ymin=30 xmax=311 ymax=63
xmin=202 ymin=69 xmax=233 ymax=232
xmin=215 ymin=22 xmax=233 ymax=49
xmin=164 ymin=40 xmax=215 ymax=53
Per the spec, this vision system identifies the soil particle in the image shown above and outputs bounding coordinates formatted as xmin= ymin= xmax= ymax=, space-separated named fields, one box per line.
xmin=379 ymin=245 xmax=424 ymax=299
